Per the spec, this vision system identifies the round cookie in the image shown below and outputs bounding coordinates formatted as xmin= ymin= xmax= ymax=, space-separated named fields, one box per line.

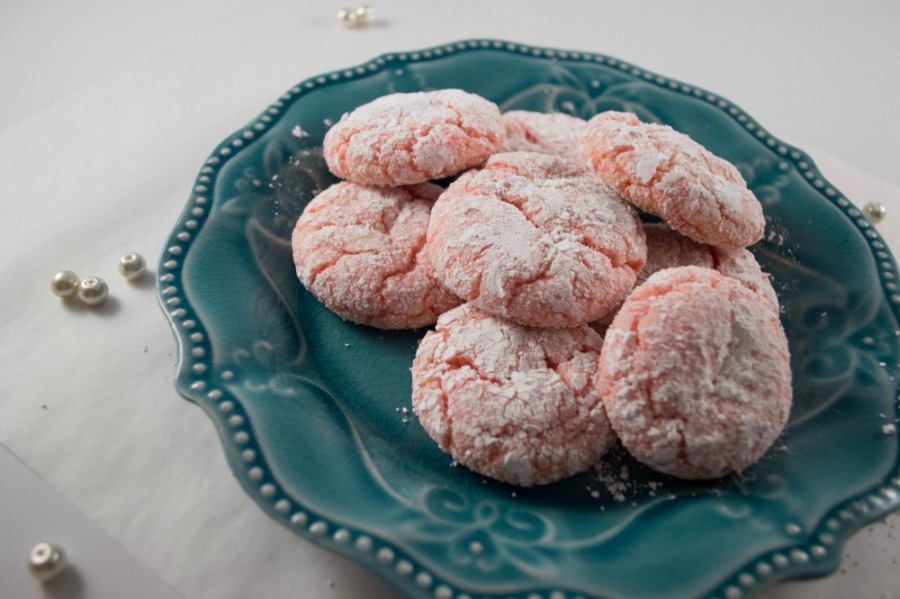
xmin=412 ymin=303 xmax=615 ymax=486
xmin=580 ymin=111 xmax=765 ymax=248
xmin=323 ymin=90 xmax=504 ymax=187
xmin=427 ymin=152 xmax=647 ymax=328
xmin=637 ymin=223 xmax=779 ymax=315
xmin=499 ymin=110 xmax=587 ymax=159
xmin=589 ymin=223 xmax=778 ymax=335
xmin=291 ymin=181 xmax=461 ymax=329
xmin=597 ymin=266 xmax=792 ymax=480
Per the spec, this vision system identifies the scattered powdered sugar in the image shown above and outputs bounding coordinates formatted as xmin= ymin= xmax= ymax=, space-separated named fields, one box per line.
xmin=884 ymin=423 xmax=897 ymax=436
xmin=586 ymin=444 xmax=672 ymax=504
xmin=766 ymin=228 xmax=786 ymax=246
xmin=291 ymin=125 xmax=310 ymax=139
xmin=594 ymin=464 xmax=632 ymax=503
xmin=394 ymin=405 xmax=411 ymax=424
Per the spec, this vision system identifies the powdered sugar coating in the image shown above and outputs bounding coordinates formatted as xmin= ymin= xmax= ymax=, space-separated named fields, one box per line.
xmin=580 ymin=111 xmax=765 ymax=248
xmin=412 ymin=303 xmax=615 ymax=486
xmin=323 ymin=90 xmax=504 ymax=187
xmin=597 ymin=266 xmax=792 ymax=480
xmin=291 ymin=181 xmax=461 ymax=329
xmin=590 ymin=223 xmax=778 ymax=335
xmin=427 ymin=152 xmax=647 ymax=328
xmin=499 ymin=111 xmax=587 ymax=159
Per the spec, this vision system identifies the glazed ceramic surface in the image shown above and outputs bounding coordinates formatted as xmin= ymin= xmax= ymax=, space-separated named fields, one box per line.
xmin=159 ymin=41 xmax=900 ymax=599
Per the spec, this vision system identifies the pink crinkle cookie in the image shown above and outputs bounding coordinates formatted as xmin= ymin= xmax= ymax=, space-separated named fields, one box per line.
xmin=597 ymin=266 xmax=792 ymax=480
xmin=427 ymin=152 xmax=647 ymax=328
xmin=323 ymin=90 xmax=504 ymax=187
xmin=412 ymin=303 xmax=615 ymax=486
xmin=641 ymin=223 xmax=778 ymax=312
xmin=639 ymin=223 xmax=778 ymax=310
xmin=580 ymin=111 xmax=765 ymax=248
xmin=589 ymin=223 xmax=778 ymax=335
xmin=498 ymin=110 xmax=587 ymax=159
xmin=291 ymin=181 xmax=461 ymax=329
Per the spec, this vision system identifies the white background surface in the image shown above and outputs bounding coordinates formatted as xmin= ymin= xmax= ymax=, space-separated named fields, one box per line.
xmin=1 ymin=2 xmax=899 ymax=598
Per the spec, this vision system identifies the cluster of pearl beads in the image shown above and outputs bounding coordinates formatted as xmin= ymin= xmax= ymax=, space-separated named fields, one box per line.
xmin=50 ymin=252 xmax=146 ymax=307
xmin=51 ymin=270 xmax=109 ymax=306
xmin=337 ymin=5 xmax=376 ymax=27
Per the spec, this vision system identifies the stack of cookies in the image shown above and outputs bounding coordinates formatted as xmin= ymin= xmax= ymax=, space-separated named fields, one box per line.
xmin=291 ymin=89 xmax=792 ymax=486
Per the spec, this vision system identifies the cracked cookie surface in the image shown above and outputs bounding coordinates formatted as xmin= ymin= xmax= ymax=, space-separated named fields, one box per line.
xmin=427 ymin=152 xmax=647 ymax=328
xmin=323 ymin=89 xmax=504 ymax=187
xmin=498 ymin=110 xmax=587 ymax=159
xmin=591 ymin=222 xmax=779 ymax=334
xmin=412 ymin=303 xmax=615 ymax=486
xmin=291 ymin=181 xmax=461 ymax=329
xmin=597 ymin=266 xmax=792 ymax=480
xmin=637 ymin=224 xmax=778 ymax=311
xmin=580 ymin=111 xmax=765 ymax=248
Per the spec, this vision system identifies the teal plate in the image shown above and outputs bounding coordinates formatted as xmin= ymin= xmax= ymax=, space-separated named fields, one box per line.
xmin=159 ymin=41 xmax=900 ymax=599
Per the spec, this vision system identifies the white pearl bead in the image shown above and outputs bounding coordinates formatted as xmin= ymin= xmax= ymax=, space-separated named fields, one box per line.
xmin=28 ymin=542 xmax=67 ymax=581
xmin=118 ymin=252 xmax=147 ymax=281
xmin=355 ymin=5 xmax=375 ymax=22
xmin=50 ymin=271 xmax=80 ymax=298
xmin=78 ymin=276 xmax=109 ymax=306
xmin=338 ymin=5 xmax=375 ymax=27
xmin=864 ymin=201 xmax=887 ymax=224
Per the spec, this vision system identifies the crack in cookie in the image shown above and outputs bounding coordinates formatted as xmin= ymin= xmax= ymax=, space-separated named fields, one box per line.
xmin=596 ymin=266 xmax=791 ymax=480
xmin=292 ymin=181 xmax=461 ymax=329
xmin=427 ymin=152 xmax=647 ymax=328
xmin=412 ymin=304 xmax=614 ymax=486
